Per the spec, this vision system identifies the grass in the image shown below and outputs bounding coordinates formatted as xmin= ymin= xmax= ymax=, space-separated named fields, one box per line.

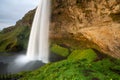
xmin=20 ymin=59 xmax=120 ymax=80
xmin=19 ymin=49 xmax=120 ymax=80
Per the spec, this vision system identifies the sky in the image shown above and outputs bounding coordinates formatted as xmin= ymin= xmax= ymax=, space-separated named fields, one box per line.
xmin=0 ymin=0 xmax=39 ymax=30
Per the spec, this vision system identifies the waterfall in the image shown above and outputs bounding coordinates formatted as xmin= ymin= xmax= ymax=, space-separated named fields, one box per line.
xmin=27 ymin=0 xmax=51 ymax=63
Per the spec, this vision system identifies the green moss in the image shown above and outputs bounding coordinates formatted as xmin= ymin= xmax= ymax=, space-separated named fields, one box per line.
xmin=68 ymin=49 xmax=97 ymax=62
xmin=19 ymin=48 xmax=120 ymax=80
xmin=50 ymin=44 xmax=69 ymax=57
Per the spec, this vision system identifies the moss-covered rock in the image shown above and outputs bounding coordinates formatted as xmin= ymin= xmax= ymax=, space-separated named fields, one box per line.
xmin=68 ymin=49 xmax=97 ymax=62
xmin=50 ymin=44 xmax=69 ymax=57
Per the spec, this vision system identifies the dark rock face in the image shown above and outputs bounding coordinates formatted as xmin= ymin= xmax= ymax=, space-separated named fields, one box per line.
xmin=1 ymin=0 xmax=120 ymax=58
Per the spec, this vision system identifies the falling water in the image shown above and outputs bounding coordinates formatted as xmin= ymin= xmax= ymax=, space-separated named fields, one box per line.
xmin=27 ymin=0 xmax=51 ymax=63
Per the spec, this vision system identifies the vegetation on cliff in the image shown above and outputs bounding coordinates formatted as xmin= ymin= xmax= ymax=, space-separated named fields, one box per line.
xmin=0 ymin=26 xmax=30 ymax=52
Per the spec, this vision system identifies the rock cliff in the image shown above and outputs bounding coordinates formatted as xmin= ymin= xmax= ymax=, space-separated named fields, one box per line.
xmin=50 ymin=0 xmax=120 ymax=59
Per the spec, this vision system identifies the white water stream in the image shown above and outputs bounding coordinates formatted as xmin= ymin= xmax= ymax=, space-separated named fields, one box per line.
xmin=27 ymin=0 xmax=51 ymax=63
